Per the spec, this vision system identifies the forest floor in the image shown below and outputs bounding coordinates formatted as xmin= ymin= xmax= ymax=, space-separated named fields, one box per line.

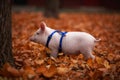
xmin=0 ymin=9 xmax=120 ymax=80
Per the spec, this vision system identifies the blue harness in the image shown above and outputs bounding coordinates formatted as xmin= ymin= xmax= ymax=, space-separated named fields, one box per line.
xmin=46 ymin=30 xmax=67 ymax=52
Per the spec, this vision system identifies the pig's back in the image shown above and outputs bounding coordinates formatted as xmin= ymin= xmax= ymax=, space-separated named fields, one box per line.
xmin=62 ymin=32 xmax=96 ymax=54
xmin=64 ymin=32 xmax=96 ymax=42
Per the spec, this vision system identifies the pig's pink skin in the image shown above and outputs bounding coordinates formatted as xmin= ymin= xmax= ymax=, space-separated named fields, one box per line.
xmin=30 ymin=22 xmax=100 ymax=60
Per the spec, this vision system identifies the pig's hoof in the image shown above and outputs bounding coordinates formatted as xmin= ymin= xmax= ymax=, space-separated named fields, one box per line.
xmin=50 ymin=55 xmax=57 ymax=58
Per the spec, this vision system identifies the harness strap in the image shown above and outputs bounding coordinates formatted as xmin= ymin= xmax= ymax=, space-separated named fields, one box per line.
xmin=46 ymin=30 xmax=67 ymax=52
xmin=59 ymin=32 xmax=67 ymax=52
xmin=46 ymin=30 xmax=60 ymax=47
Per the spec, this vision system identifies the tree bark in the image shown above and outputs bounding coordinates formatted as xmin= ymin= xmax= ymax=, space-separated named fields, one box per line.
xmin=44 ymin=0 xmax=60 ymax=18
xmin=0 ymin=0 xmax=15 ymax=67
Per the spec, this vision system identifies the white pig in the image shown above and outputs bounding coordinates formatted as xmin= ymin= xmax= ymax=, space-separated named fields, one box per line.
xmin=30 ymin=22 xmax=100 ymax=59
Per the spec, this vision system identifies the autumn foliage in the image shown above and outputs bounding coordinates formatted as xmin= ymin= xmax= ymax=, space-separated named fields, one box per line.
xmin=0 ymin=12 xmax=120 ymax=80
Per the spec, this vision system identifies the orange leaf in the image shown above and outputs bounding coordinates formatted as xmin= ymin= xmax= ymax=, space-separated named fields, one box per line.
xmin=88 ymin=71 xmax=94 ymax=78
xmin=95 ymin=57 xmax=103 ymax=64
xmin=7 ymin=66 xmax=21 ymax=77
xmin=0 ymin=63 xmax=12 ymax=77
xmin=104 ymin=60 xmax=110 ymax=69
xmin=98 ymin=68 xmax=108 ymax=73
xmin=0 ymin=63 xmax=21 ymax=77
xmin=43 ymin=64 xmax=57 ymax=78
xmin=107 ymin=53 xmax=114 ymax=61
xmin=87 ymin=58 xmax=94 ymax=68
xmin=35 ymin=60 xmax=44 ymax=65
xmin=36 ymin=64 xmax=47 ymax=74
xmin=23 ymin=65 xmax=36 ymax=79
xmin=57 ymin=67 xmax=69 ymax=75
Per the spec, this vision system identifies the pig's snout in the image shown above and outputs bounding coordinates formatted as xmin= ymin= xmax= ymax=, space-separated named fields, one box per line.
xmin=29 ymin=37 xmax=34 ymax=41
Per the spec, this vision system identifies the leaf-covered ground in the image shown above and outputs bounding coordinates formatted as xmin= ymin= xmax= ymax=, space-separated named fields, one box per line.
xmin=1 ymin=12 xmax=120 ymax=80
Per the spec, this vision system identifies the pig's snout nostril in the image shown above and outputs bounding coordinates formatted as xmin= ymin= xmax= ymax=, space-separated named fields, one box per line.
xmin=29 ymin=37 xmax=33 ymax=41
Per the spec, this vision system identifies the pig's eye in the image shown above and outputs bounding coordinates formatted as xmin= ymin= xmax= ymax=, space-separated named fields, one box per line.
xmin=36 ymin=32 xmax=39 ymax=35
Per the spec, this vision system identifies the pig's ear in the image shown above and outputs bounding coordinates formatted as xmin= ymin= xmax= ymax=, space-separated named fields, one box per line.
xmin=39 ymin=22 xmax=46 ymax=31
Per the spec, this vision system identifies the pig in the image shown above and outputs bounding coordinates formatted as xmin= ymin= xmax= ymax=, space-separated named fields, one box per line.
xmin=30 ymin=22 xmax=100 ymax=60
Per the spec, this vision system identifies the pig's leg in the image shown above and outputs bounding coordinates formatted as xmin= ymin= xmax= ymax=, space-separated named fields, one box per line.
xmin=81 ymin=48 xmax=95 ymax=60
xmin=50 ymin=50 xmax=58 ymax=58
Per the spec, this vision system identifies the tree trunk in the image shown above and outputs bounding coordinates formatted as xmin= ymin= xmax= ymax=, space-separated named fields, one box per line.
xmin=0 ymin=0 xmax=15 ymax=67
xmin=44 ymin=0 xmax=60 ymax=18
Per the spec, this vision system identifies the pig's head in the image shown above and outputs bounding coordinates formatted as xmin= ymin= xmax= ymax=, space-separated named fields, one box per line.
xmin=29 ymin=22 xmax=48 ymax=45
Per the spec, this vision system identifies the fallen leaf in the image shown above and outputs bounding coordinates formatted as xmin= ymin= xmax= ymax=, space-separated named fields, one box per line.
xmin=35 ymin=59 xmax=44 ymax=65
xmin=104 ymin=60 xmax=110 ymax=69
xmin=95 ymin=57 xmax=103 ymax=64
xmin=87 ymin=58 xmax=94 ymax=68
xmin=36 ymin=64 xmax=47 ymax=74
xmin=23 ymin=65 xmax=36 ymax=79
xmin=7 ymin=65 xmax=21 ymax=77
xmin=0 ymin=63 xmax=21 ymax=77
xmin=43 ymin=64 xmax=57 ymax=78
xmin=88 ymin=71 xmax=94 ymax=78
xmin=57 ymin=67 xmax=69 ymax=75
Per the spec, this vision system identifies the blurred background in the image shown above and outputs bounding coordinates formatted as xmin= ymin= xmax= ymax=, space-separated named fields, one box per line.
xmin=12 ymin=0 xmax=120 ymax=18
xmin=12 ymin=0 xmax=120 ymax=10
